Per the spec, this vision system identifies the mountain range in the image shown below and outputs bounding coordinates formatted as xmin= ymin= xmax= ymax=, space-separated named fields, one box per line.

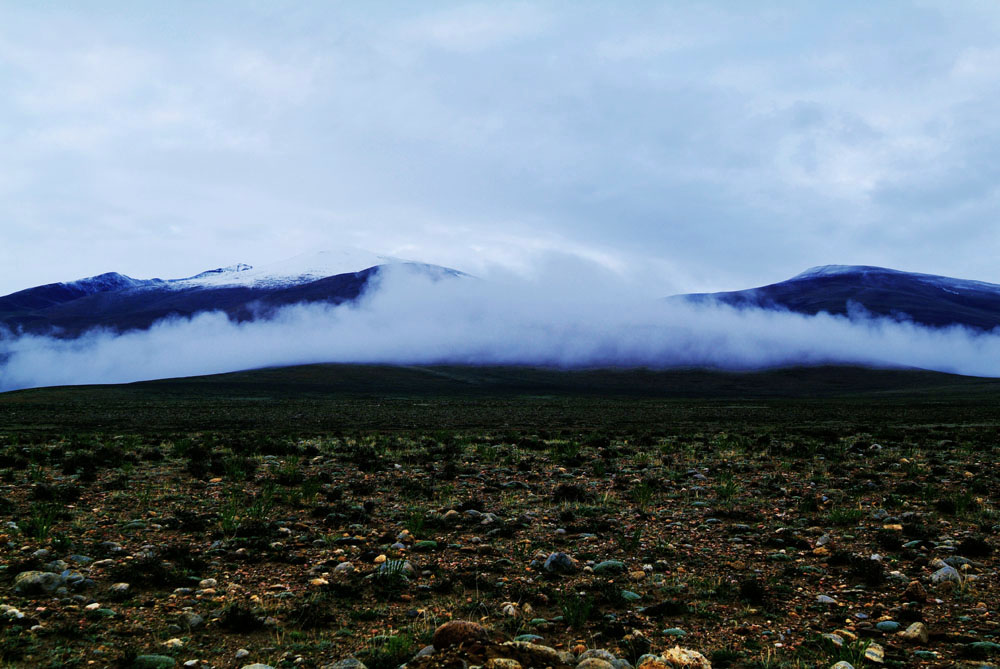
xmin=0 ymin=249 xmax=463 ymax=336
xmin=3 ymin=253 xmax=999 ymax=337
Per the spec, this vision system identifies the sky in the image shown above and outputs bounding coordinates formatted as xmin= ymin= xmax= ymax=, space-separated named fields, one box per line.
xmin=3 ymin=1 xmax=1000 ymax=297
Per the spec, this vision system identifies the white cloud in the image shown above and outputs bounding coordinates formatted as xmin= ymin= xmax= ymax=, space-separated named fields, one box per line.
xmin=3 ymin=3 xmax=1000 ymax=296
xmin=400 ymin=4 xmax=548 ymax=52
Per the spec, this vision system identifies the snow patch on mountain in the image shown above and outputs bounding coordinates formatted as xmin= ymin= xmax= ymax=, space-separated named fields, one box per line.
xmin=63 ymin=272 xmax=158 ymax=294
xmin=792 ymin=265 xmax=903 ymax=280
xmin=792 ymin=265 xmax=1000 ymax=295
xmin=168 ymin=249 xmax=407 ymax=289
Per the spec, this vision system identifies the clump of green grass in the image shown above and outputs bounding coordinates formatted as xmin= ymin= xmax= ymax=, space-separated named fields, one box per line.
xmin=715 ymin=479 xmax=741 ymax=503
xmin=827 ymin=507 xmax=865 ymax=525
xmin=559 ymin=591 xmax=594 ymax=629
xmin=21 ymin=503 xmax=60 ymax=539
xmin=631 ymin=482 xmax=655 ymax=511
xmin=936 ymin=492 xmax=978 ymax=517
xmin=363 ymin=633 xmax=414 ymax=669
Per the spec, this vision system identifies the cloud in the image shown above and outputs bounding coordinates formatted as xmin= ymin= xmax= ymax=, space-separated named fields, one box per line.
xmin=5 ymin=3 xmax=1000 ymax=296
xmin=2 ymin=264 xmax=1000 ymax=392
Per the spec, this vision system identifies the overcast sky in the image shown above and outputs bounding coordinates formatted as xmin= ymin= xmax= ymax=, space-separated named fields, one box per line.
xmin=2 ymin=1 xmax=1000 ymax=297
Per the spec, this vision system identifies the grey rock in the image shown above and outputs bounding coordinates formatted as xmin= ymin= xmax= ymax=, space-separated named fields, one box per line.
xmin=325 ymin=660 xmax=368 ymax=669
xmin=108 ymin=582 xmax=131 ymax=599
xmin=592 ymin=560 xmax=626 ymax=575
xmin=579 ymin=649 xmax=617 ymax=663
xmin=577 ymin=660 xmax=614 ymax=669
xmin=543 ymin=552 xmax=578 ymax=574
xmin=13 ymin=571 xmax=65 ymax=595
xmin=132 ymin=656 xmax=177 ymax=669
xmin=179 ymin=612 xmax=204 ymax=630
xmin=900 ymin=622 xmax=929 ymax=644
xmin=931 ymin=564 xmax=961 ymax=584
xmin=414 ymin=645 xmax=436 ymax=659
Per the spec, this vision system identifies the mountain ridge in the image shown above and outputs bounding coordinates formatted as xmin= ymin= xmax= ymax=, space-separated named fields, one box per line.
xmin=680 ymin=264 xmax=1000 ymax=331
xmin=1 ymin=250 xmax=465 ymax=336
xmin=5 ymin=259 xmax=1000 ymax=338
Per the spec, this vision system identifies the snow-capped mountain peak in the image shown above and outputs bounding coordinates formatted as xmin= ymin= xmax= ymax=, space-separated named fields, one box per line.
xmin=183 ymin=264 xmax=254 ymax=281
xmin=791 ymin=264 xmax=1000 ymax=295
xmin=791 ymin=265 xmax=900 ymax=280
xmin=169 ymin=249 xmax=409 ymax=289
xmin=63 ymin=272 xmax=153 ymax=294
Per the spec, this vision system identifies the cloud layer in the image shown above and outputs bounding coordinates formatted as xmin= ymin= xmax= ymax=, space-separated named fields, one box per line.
xmin=3 ymin=266 xmax=1000 ymax=392
xmin=4 ymin=4 xmax=1000 ymax=295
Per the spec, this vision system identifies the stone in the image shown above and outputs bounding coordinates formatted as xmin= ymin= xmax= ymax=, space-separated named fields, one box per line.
xmin=899 ymin=622 xmax=929 ymax=644
xmin=816 ymin=594 xmax=837 ymax=604
xmin=13 ymin=571 xmax=65 ymax=595
xmin=966 ymin=641 xmax=1000 ymax=657
xmin=162 ymin=638 xmax=184 ymax=649
xmin=109 ymin=582 xmax=131 ymax=599
xmin=864 ymin=642 xmax=885 ymax=664
xmin=500 ymin=641 xmax=564 ymax=668
xmin=579 ymin=649 xmax=617 ymax=663
xmin=875 ymin=621 xmax=900 ymax=633
xmin=133 ymin=656 xmax=177 ymax=669
xmin=324 ymin=660 xmax=367 ymax=669
xmin=931 ymin=564 xmax=961 ymax=585
xmin=543 ymin=552 xmax=578 ymax=574
xmin=663 ymin=628 xmax=687 ymax=637
xmin=413 ymin=540 xmax=438 ymax=551
xmin=486 ymin=661 xmax=522 ymax=669
xmin=829 ymin=663 xmax=854 ymax=669
xmin=577 ymin=660 xmax=614 ymax=669
xmin=433 ymin=620 xmax=489 ymax=649
xmin=179 ymin=612 xmax=204 ymax=630
xmin=661 ymin=647 xmax=711 ymax=669
xmin=592 ymin=560 xmax=626 ymax=575
xmin=241 ymin=665 xmax=274 ymax=669
xmin=903 ymin=580 xmax=926 ymax=601
xmin=636 ymin=658 xmax=670 ymax=669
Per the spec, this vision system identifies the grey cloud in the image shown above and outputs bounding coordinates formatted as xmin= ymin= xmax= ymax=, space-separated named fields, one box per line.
xmin=3 ymin=3 xmax=1000 ymax=295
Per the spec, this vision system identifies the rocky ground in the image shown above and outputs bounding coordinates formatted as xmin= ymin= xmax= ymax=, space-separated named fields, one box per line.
xmin=0 ymin=426 xmax=997 ymax=668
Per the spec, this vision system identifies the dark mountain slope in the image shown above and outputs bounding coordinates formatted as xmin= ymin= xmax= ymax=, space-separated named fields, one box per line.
xmin=681 ymin=265 xmax=1000 ymax=330
xmin=0 ymin=263 xmax=462 ymax=337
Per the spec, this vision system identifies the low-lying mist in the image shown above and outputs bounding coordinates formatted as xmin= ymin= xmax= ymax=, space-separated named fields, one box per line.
xmin=3 ymin=262 xmax=1000 ymax=391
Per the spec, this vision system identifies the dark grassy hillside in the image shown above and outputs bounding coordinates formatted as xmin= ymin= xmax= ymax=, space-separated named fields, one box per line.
xmin=2 ymin=364 xmax=999 ymax=436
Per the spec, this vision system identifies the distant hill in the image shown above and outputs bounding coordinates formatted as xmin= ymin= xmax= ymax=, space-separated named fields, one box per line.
xmin=680 ymin=265 xmax=1000 ymax=330
xmin=0 ymin=249 xmax=464 ymax=336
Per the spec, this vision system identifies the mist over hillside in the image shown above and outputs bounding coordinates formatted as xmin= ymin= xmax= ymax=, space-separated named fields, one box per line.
xmin=3 ymin=258 xmax=1000 ymax=391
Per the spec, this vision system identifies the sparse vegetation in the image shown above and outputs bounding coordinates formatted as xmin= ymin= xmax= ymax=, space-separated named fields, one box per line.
xmin=0 ymin=366 xmax=997 ymax=667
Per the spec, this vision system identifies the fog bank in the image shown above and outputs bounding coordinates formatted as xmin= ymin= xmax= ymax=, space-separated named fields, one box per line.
xmin=3 ymin=265 xmax=1000 ymax=391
